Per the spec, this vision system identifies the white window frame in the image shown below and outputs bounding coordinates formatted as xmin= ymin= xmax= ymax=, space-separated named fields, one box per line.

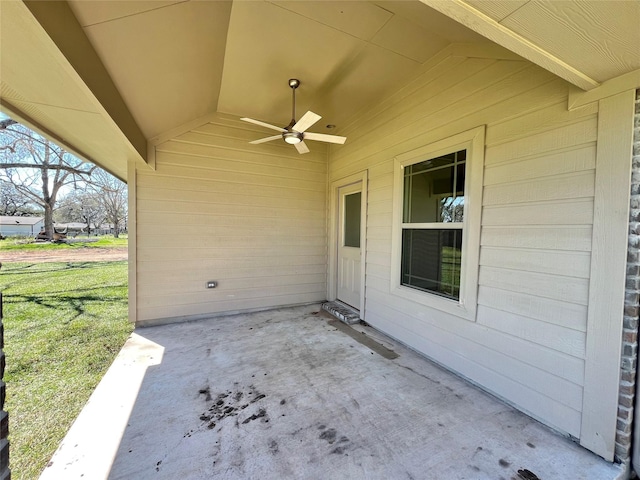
xmin=391 ymin=126 xmax=485 ymax=321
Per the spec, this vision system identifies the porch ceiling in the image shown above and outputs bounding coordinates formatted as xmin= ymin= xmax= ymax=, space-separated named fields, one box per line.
xmin=1 ymin=0 xmax=638 ymax=181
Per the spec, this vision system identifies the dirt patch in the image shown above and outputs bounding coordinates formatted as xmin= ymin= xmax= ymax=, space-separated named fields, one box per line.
xmin=0 ymin=247 xmax=128 ymax=264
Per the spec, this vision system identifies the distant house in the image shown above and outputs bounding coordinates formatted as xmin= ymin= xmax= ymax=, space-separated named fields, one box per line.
xmin=0 ymin=216 xmax=44 ymax=237
xmin=53 ymin=222 xmax=87 ymax=235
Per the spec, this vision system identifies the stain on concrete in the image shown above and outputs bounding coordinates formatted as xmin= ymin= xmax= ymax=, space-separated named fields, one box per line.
xmin=499 ymin=458 xmax=511 ymax=468
xmin=198 ymin=387 xmax=212 ymax=402
xmin=241 ymin=408 xmax=268 ymax=424
xmin=190 ymin=384 xmax=268 ymax=434
xmin=319 ymin=428 xmax=337 ymax=444
xmin=517 ymin=469 xmax=541 ymax=480
xmin=318 ymin=426 xmax=353 ymax=455
xmin=331 ymin=446 xmax=348 ymax=454
xmin=526 ymin=442 xmax=536 ymax=449
xmin=268 ymin=439 xmax=279 ymax=454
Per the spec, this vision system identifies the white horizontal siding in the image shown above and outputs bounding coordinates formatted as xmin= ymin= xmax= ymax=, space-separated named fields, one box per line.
xmin=136 ymin=114 xmax=327 ymax=322
xmin=329 ymin=51 xmax=597 ymax=438
xmin=479 ymin=247 xmax=591 ymax=278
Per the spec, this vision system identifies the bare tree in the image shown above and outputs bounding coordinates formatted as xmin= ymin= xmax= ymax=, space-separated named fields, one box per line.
xmin=0 ymin=121 xmax=95 ymax=239
xmin=88 ymin=169 xmax=127 ymax=238
xmin=0 ymin=180 xmax=40 ymax=216
xmin=55 ymin=190 xmax=106 ymax=236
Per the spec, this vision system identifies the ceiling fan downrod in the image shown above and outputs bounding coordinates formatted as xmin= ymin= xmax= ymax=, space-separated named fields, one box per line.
xmin=288 ymin=78 xmax=300 ymax=126
xmin=283 ymin=79 xmax=303 ymax=144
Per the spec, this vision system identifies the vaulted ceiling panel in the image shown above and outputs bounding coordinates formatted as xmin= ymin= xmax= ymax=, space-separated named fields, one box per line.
xmin=371 ymin=14 xmax=449 ymax=63
xmin=69 ymin=0 xmax=186 ymax=26
xmin=374 ymin=1 xmax=486 ymax=43
xmin=69 ymin=0 xmax=232 ymax=139
xmin=217 ymin=0 xmax=370 ymax=128
xmin=271 ymin=0 xmax=393 ymax=41
xmin=216 ymin=0 xmax=459 ymax=131
xmin=310 ymin=43 xmax=420 ymax=125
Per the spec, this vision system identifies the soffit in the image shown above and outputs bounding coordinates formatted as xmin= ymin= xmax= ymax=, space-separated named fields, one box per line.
xmin=444 ymin=0 xmax=640 ymax=85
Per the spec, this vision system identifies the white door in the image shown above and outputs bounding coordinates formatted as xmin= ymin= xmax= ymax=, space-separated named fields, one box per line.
xmin=337 ymin=183 xmax=362 ymax=309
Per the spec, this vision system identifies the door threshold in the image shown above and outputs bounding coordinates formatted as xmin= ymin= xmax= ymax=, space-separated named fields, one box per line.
xmin=321 ymin=301 xmax=360 ymax=325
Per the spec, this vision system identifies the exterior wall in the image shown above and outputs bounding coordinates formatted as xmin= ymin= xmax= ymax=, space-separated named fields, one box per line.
xmin=330 ymin=51 xmax=600 ymax=440
xmin=135 ymin=114 xmax=328 ymax=324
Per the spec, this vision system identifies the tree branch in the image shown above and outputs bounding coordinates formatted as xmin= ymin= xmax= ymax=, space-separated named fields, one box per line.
xmin=0 ymin=162 xmax=94 ymax=175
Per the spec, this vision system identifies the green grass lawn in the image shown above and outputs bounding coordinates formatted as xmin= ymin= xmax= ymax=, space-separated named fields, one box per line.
xmin=0 ymin=235 xmax=128 ymax=251
xmin=0 ymin=261 xmax=132 ymax=480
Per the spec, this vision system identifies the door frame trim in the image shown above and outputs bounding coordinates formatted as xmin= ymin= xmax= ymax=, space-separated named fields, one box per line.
xmin=328 ymin=171 xmax=368 ymax=318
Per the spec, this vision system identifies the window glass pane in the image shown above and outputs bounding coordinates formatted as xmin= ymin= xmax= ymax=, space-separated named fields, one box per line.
xmin=403 ymin=150 xmax=466 ymax=223
xmin=401 ymin=228 xmax=463 ymax=300
xmin=344 ymin=192 xmax=361 ymax=247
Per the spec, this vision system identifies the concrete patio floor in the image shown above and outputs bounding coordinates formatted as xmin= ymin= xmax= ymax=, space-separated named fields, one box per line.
xmin=40 ymin=304 xmax=624 ymax=480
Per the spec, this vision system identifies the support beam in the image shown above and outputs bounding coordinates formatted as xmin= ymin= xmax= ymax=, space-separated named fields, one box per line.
xmin=23 ymin=0 xmax=147 ymax=163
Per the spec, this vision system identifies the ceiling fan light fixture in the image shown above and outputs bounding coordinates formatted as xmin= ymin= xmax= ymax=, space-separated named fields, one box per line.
xmin=283 ymin=131 xmax=303 ymax=144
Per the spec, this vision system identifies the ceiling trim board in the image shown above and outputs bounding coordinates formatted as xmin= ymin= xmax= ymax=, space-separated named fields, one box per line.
xmin=569 ymin=69 xmax=640 ymax=111
xmin=1 ymin=100 xmax=127 ymax=182
xmin=419 ymin=0 xmax=600 ymax=91
xmin=22 ymin=0 xmax=147 ymax=164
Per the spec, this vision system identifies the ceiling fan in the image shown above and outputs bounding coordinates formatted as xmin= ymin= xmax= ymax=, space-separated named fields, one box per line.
xmin=240 ymin=79 xmax=346 ymax=154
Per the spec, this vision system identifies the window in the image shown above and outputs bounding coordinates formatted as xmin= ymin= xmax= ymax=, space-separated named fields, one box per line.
xmin=402 ymin=150 xmax=465 ymax=300
xmin=392 ymin=127 xmax=484 ymax=320
xmin=344 ymin=192 xmax=361 ymax=248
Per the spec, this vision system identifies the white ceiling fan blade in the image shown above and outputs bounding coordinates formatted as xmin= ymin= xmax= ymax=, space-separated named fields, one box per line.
xmin=294 ymin=141 xmax=310 ymax=154
xmin=241 ymin=117 xmax=285 ymax=133
xmin=249 ymin=135 xmax=282 ymax=145
xmin=292 ymin=111 xmax=321 ymax=133
xmin=303 ymin=132 xmax=347 ymax=145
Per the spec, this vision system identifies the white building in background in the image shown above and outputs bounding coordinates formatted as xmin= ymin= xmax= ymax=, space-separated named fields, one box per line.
xmin=0 ymin=216 xmax=44 ymax=237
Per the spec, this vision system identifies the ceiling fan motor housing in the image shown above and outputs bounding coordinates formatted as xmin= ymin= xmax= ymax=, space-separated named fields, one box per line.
xmin=283 ymin=130 xmax=303 ymax=144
